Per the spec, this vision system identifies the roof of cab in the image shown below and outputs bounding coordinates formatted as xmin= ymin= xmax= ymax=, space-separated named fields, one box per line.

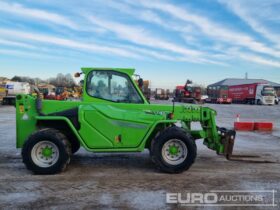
xmin=81 ymin=67 xmax=135 ymax=76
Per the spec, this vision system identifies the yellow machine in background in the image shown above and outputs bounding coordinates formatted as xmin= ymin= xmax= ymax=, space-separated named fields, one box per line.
xmin=133 ymin=74 xmax=151 ymax=100
xmin=0 ymin=84 xmax=6 ymax=103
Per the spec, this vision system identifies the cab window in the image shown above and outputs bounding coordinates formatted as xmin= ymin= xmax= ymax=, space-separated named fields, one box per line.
xmin=86 ymin=70 xmax=143 ymax=103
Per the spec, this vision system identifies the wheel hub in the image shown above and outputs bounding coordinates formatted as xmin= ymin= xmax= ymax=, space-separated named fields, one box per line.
xmin=162 ymin=139 xmax=187 ymax=165
xmin=169 ymin=145 xmax=179 ymax=155
xmin=42 ymin=147 xmax=53 ymax=158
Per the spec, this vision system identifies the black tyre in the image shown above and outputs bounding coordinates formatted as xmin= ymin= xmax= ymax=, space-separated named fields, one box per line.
xmin=150 ymin=126 xmax=197 ymax=173
xmin=22 ymin=128 xmax=71 ymax=175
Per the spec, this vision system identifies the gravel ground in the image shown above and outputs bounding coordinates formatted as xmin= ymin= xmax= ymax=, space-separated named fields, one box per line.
xmin=0 ymin=102 xmax=279 ymax=210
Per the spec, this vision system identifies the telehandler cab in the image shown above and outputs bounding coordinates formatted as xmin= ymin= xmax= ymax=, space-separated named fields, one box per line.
xmin=16 ymin=68 xmax=236 ymax=174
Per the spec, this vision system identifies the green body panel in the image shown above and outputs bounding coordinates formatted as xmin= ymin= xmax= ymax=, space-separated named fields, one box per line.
xmin=16 ymin=67 xmax=225 ymax=154
xmin=80 ymin=105 xmax=153 ymax=148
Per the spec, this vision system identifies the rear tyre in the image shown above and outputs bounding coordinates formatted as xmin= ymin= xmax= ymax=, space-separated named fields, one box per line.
xmin=22 ymin=128 xmax=71 ymax=175
xmin=150 ymin=127 xmax=197 ymax=173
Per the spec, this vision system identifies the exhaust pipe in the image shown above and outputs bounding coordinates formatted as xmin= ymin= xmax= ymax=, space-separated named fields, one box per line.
xmin=33 ymin=86 xmax=45 ymax=116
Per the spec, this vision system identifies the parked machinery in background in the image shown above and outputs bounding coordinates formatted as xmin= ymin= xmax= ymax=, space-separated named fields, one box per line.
xmin=174 ymin=80 xmax=202 ymax=104
xmin=44 ymin=87 xmax=70 ymax=101
xmin=38 ymin=84 xmax=70 ymax=101
xmin=229 ymin=83 xmax=275 ymax=105
xmin=206 ymin=85 xmax=232 ymax=104
xmin=134 ymin=74 xmax=151 ymax=100
xmin=2 ymin=81 xmax=31 ymax=105
xmin=207 ymin=83 xmax=275 ymax=105
xmin=155 ymin=88 xmax=170 ymax=100
xmin=0 ymin=84 xmax=6 ymax=103
xmin=38 ymin=84 xmax=56 ymax=99
xmin=71 ymin=86 xmax=83 ymax=99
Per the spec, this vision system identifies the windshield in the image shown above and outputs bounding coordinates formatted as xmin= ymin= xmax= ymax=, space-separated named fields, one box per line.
xmin=86 ymin=70 xmax=143 ymax=103
xmin=262 ymin=86 xmax=275 ymax=96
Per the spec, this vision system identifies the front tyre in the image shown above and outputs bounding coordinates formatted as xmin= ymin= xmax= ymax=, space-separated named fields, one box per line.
xmin=256 ymin=99 xmax=262 ymax=105
xmin=150 ymin=127 xmax=197 ymax=173
xmin=22 ymin=128 xmax=71 ymax=175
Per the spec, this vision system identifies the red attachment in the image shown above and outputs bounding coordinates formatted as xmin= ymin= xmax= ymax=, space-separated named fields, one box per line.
xmin=176 ymin=86 xmax=185 ymax=90
xmin=234 ymin=122 xmax=254 ymax=131
xmin=254 ymin=122 xmax=273 ymax=131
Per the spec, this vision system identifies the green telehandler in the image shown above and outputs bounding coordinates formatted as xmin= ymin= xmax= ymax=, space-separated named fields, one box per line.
xmin=16 ymin=67 xmax=236 ymax=174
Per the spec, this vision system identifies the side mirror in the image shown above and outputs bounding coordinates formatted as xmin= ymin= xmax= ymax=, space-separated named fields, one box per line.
xmin=74 ymin=72 xmax=82 ymax=78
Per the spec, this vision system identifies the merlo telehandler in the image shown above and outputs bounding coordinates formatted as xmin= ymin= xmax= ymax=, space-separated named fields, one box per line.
xmin=16 ymin=68 xmax=236 ymax=174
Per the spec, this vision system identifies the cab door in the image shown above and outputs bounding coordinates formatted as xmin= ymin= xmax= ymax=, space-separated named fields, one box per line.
xmin=78 ymin=70 xmax=157 ymax=149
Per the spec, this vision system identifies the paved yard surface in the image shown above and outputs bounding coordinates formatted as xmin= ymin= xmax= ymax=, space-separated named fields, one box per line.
xmin=0 ymin=103 xmax=279 ymax=209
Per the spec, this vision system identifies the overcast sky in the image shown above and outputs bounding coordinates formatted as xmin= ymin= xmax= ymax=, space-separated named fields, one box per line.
xmin=0 ymin=0 xmax=279 ymax=89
